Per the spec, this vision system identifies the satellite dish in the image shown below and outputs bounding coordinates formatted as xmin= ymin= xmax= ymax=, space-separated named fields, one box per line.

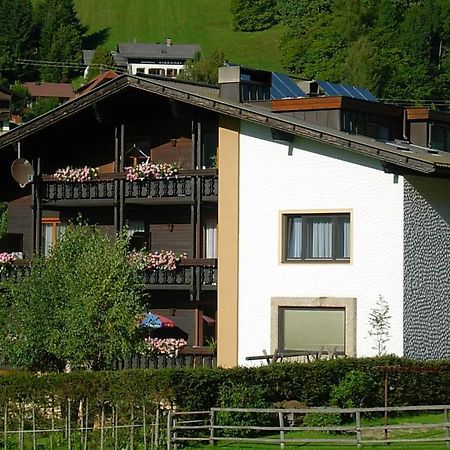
xmin=11 ymin=158 xmax=34 ymax=188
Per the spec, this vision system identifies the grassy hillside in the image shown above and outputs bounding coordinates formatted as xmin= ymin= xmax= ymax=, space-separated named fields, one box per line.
xmin=74 ymin=0 xmax=284 ymax=71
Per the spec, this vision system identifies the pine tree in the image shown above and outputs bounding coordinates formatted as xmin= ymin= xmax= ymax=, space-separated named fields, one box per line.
xmin=0 ymin=0 xmax=33 ymax=81
xmin=38 ymin=0 xmax=85 ymax=82
xmin=86 ymin=46 xmax=115 ymax=81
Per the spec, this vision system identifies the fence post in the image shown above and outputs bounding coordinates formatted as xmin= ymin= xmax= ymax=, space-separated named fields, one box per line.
xmin=130 ymin=405 xmax=135 ymax=450
xmin=67 ymin=398 xmax=72 ymax=450
xmin=32 ymin=403 xmax=36 ymax=450
xmin=356 ymin=410 xmax=362 ymax=448
xmin=83 ymin=398 xmax=89 ymax=450
xmin=100 ymin=404 xmax=105 ymax=450
xmin=114 ymin=405 xmax=118 ymax=450
xmin=3 ymin=403 xmax=7 ymax=450
xmin=209 ymin=409 xmax=215 ymax=446
xmin=155 ymin=407 xmax=160 ymax=449
xmin=278 ymin=411 xmax=285 ymax=449
xmin=445 ymin=408 xmax=449 ymax=446
xmin=143 ymin=404 xmax=147 ymax=450
xmin=166 ymin=410 xmax=172 ymax=450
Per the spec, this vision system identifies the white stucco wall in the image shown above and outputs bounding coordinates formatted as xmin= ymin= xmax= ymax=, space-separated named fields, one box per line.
xmin=237 ymin=121 xmax=404 ymax=365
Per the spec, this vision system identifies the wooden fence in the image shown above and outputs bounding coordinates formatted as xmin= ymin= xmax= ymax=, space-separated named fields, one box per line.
xmin=111 ymin=351 xmax=216 ymax=370
xmin=167 ymin=404 xmax=450 ymax=449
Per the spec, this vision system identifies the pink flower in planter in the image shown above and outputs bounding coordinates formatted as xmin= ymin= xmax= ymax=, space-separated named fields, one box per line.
xmin=125 ymin=161 xmax=179 ymax=181
xmin=54 ymin=166 xmax=99 ymax=182
xmin=143 ymin=337 xmax=187 ymax=357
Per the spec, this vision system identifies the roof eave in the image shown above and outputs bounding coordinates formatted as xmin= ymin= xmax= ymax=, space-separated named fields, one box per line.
xmin=0 ymin=74 xmax=445 ymax=176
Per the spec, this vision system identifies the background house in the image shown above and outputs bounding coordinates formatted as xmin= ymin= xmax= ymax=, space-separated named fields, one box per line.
xmin=22 ymin=82 xmax=75 ymax=104
xmin=0 ymin=68 xmax=449 ymax=366
xmin=0 ymin=85 xmax=12 ymax=135
xmin=83 ymin=40 xmax=202 ymax=78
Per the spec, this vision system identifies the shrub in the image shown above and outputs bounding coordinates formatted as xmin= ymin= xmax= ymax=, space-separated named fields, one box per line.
xmin=330 ymin=370 xmax=376 ymax=408
xmin=216 ymin=383 xmax=273 ymax=437
xmin=303 ymin=411 xmax=342 ymax=429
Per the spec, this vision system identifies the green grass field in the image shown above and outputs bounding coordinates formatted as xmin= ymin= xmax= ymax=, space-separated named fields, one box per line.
xmin=184 ymin=412 xmax=450 ymax=449
xmin=74 ymin=0 xmax=284 ymax=71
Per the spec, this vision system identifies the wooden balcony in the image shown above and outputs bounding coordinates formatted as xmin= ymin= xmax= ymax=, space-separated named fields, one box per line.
xmin=41 ymin=170 xmax=218 ymax=205
xmin=142 ymin=258 xmax=217 ymax=291
xmin=0 ymin=261 xmax=30 ymax=283
xmin=1 ymin=259 xmax=217 ymax=291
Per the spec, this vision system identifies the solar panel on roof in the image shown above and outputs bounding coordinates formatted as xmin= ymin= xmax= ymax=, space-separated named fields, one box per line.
xmin=271 ymin=72 xmax=306 ymax=99
xmin=317 ymin=80 xmax=378 ymax=102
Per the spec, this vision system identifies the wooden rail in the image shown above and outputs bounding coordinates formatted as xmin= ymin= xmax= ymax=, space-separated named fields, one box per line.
xmin=167 ymin=404 xmax=450 ymax=449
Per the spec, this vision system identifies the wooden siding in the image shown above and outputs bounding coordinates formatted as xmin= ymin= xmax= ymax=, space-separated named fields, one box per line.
xmin=7 ymin=195 xmax=33 ymax=257
xmin=150 ymin=223 xmax=192 ymax=256
xmin=151 ymin=136 xmax=192 ymax=169
xmin=272 ymin=96 xmax=403 ymax=118
xmin=292 ymin=109 xmax=341 ymax=130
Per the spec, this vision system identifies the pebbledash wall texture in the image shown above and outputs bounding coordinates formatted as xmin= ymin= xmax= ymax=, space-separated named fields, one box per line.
xmin=403 ymin=176 xmax=450 ymax=359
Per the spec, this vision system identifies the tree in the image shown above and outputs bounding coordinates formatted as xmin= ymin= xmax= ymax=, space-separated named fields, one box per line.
xmin=0 ymin=224 xmax=145 ymax=371
xmin=86 ymin=46 xmax=115 ymax=81
xmin=9 ymin=82 xmax=31 ymax=117
xmin=178 ymin=50 xmax=226 ymax=84
xmin=0 ymin=0 xmax=33 ymax=82
xmin=0 ymin=203 xmax=7 ymax=240
xmin=22 ymin=97 xmax=60 ymax=122
xmin=278 ymin=0 xmax=450 ymax=103
xmin=230 ymin=0 xmax=278 ymax=32
xmin=368 ymin=295 xmax=391 ymax=356
xmin=38 ymin=0 xmax=85 ymax=82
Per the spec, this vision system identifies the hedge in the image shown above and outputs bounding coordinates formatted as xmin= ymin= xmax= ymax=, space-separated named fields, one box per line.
xmin=1 ymin=356 xmax=450 ymax=410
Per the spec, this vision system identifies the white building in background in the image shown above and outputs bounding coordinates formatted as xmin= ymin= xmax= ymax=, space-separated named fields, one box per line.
xmin=83 ymin=40 xmax=202 ymax=79
xmin=115 ymin=39 xmax=202 ymax=78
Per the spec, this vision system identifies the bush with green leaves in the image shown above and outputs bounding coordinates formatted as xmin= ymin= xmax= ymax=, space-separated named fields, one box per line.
xmin=230 ymin=0 xmax=279 ymax=32
xmin=0 ymin=224 xmax=145 ymax=371
xmin=216 ymin=383 xmax=273 ymax=436
xmin=303 ymin=411 xmax=341 ymax=429
xmin=330 ymin=369 xmax=377 ymax=408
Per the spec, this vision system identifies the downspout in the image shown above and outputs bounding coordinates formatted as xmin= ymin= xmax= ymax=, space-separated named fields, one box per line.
xmin=402 ymin=108 xmax=408 ymax=141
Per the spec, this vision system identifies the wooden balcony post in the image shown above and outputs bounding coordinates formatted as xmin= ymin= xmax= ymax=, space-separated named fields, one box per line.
xmin=31 ymin=158 xmax=42 ymax=255
xmin=114 ymin=125 xmax=120 ymax=232
xmin=119 ymin=124 xmax=125 ymax=231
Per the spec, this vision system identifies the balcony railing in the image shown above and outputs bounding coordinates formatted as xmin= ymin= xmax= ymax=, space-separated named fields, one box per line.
xmin=142 ymin=259 xmax=217 ymax=290
xmin=125 ymin=177 xmax=192 ymax=199
xmin=41 ymin=170 xmax=218 ymax=203
xmin=43 ymin=179 xmax=115 ymax=201
xmin=1 ymin=259 xmax=217 ymax=290
xmin=0 ymin=262 xmax=30 ymax=283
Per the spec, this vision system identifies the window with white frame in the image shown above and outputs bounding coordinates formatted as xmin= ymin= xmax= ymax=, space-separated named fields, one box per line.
xmin=42 ymin=219 xmax=66 ymax=256
xmin=283 ymin=213 xmax=350 ymax=262
xmin=203 ymin=217 xmax=217 ymax=258
xmin=278 ymin=307 xmax=345 ymax=353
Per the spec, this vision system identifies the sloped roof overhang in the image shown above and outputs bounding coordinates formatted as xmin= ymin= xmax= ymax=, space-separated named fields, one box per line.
xmin=0 ymin=75 xmax=449 ymax=177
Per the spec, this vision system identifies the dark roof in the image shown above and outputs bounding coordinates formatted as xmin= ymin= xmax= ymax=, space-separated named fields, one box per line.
xmin=116 ymin=42 xmax=202 ymax=64
xmin=317 ymin=80 xmax=378 ymax=102
xmin=1 ymin=74 xmax=449 ymax=177
xmin=271 ymin=72 xmax=306 ymax=99
xmin=23 ymin=82 xmax=75 ymax=99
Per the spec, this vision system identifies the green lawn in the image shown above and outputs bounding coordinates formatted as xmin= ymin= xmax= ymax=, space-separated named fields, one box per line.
xmin=74 ymin=0 xmax=284 ymax=71
xmin=184 ymin=412 xmax=450 ymax=449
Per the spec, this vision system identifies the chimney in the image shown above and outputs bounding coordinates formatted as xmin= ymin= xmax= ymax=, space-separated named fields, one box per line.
xmin=166 ymin=37 xmax=172 ymax=46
